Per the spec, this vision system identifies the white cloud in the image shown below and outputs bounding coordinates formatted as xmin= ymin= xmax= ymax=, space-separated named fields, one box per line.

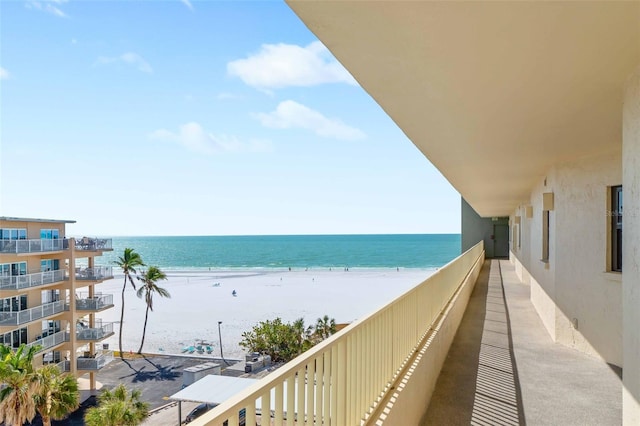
xmin=149 ymin=122 xmax=272 ymax=155
xmin=255 ymin=100 xmax=366 ymax=141
xmin=95 ymin=52 xmax=153 ymax=74
xmin=180 ymin=0 xmax=193 ymax=10
xmin=25 ymin=1 xmax=68 ymax=18
xmin=0 ymin=67 xmax=10 ymax=80
xmin=228 ymin=41 xmax=357 ymax=90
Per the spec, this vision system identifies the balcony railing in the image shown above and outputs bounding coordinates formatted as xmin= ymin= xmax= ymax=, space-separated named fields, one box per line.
xmin=75 ymin=294 xmax=114 ymax=311
xmin=0 ymin=238 xmax=67 ymax=254
xmin=193 ymin=241 xmax=485 ymax=426
xmin=75 ymin=238 xmax=112 ymax=251
xmin=0 ymin=269 xmax=66 ymax=291
xmin=77 ymin=350 xmax=114 ymax=370
xmin=56 ymin=360 xmax=70 ymax=372
xmin=75 ymin=266 xmax=113 ymax=281
xmin=0 ymin=301 xmax=68 ymax=326
xmin=25 ymin=331 xmax=70 ymax=353
xmin=76 ymin=322 xmax=114 ymax=341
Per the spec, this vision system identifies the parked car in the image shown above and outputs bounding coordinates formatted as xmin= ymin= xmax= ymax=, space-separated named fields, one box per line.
xmin=185 ymin=403 xmax=246 ymax=425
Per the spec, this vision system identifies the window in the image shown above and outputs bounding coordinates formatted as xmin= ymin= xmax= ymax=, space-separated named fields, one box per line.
xmin=0 ymin=228 xmax=27 ymax=240
xmin=41 ymin=259 xmax=59 ymax=272
xmin=611 ymin=185 xmax=622 ymax=272
xmin=542 ymin=210 xmax=550 ymax=262
xmin=1 ymin=262 xmax=27 ymax=276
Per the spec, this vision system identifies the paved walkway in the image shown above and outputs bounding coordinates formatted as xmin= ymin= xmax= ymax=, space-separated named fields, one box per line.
xmin=423 ymin=259 xmax=622 ymax=426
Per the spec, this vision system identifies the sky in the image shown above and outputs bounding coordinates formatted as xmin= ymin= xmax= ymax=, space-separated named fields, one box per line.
xmin=0 ymin=0 xmax=461 ymax=237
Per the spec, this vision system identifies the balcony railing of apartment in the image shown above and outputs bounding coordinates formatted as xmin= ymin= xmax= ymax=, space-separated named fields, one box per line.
xmin=75 ymin=266 xmax=114 ymax=281
xmin=0 ymin=269 xmax=66 ymax=291
xmin=75 ymin=293 xmax=114 ymax=311
xmin=75 ymin=237 xmax=113 ymax=251
xmin=77 ymin=350 xmax=114 ymax=370
xmin=0 ymin=300 xmax=69 ymax=327
xmin=0 ymin=238 xmax=67 ymax=254
xmin=56 ymin=360 xmax=70 ymax=372
xmin=25 ymin=330 xmax=70 ymax=354
xmin=76 ymin=322 xmax=114 ymax=341
xmin=193 ymin=241 xmax=485 ymax=426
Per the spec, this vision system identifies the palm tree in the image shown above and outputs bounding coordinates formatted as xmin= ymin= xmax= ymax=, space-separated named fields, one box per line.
xmin=114 ymin=248 xmax=145 ymax=358
xmin=314 ymin=315 xmax=337 ymax=341
xmin=0 ymin=344 xmax=40 ymax=426
xmin=135 ymin=266 xmax=170 ymax=354
xmin=34 ymin=364 xmax=80 ymax=426
xmin=84 ymin=384 xmax=149 ymax=426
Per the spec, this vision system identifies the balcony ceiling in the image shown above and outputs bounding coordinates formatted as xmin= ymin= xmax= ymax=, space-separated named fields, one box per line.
xmin=287 ymin=1 xmax=640 ymax=217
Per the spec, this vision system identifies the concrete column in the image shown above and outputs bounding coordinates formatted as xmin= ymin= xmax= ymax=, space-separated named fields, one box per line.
xmin=623 ymin=65 xmax=640 ymax=425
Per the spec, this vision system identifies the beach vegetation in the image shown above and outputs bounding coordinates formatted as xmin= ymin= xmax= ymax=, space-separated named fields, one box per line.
xmin=114 ymin=248 xmax=145 ymax=359
xmin=0 ymin=344 xmax=40 ymax=425
xmin=311 ymin=315 xmax=337 ymax=343
xmin=240 ymin=316 xmax=337 ymax=363
xmin=84 ymin=384 xmax=149 ymax=426
xmin=136 ymin=266 xmax=170 ymax=354
xmin=0 ymin=344 xmax=80 ymax=426
xmin=33 ymin=364 xmax=80 ymax=426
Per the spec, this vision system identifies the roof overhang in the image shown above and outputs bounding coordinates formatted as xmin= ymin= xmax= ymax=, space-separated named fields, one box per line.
xmin=287 ymin=1 xmax=640 ymax=217
xmin=0 ymin=216 xmax=76 ymax=224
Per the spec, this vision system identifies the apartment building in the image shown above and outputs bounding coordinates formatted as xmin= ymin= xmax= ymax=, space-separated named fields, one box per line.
xmin=0 ymin=216 xmax=115 ymax=391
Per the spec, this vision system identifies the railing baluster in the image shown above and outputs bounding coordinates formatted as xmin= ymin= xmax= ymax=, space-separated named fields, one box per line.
xmin=297 ymin=367 xmax=305 ymax=424
xmin=286 ymin=375 xmax=295 ymax=426
xmin=261 ymin=389 xmax=270 ymax=426
xmin=315 ymin=352 xmax=323 ymax=424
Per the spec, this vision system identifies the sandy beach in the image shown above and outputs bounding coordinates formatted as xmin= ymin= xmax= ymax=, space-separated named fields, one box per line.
xmin=96 ymin=268 xmax=434 ymax=359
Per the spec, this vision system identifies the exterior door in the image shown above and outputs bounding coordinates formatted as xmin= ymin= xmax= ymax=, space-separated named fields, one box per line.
xmin=493 ymin=224 xmax=510 ymax=257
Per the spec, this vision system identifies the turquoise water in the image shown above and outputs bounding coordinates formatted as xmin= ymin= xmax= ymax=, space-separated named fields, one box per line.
xmin=97 ymin=234 xmax=461 ymax=270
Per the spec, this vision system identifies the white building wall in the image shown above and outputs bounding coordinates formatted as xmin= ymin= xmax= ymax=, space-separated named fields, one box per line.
xmin=511 ymin=152 xmax=622 ymax=365
xmin=622 ymin=65 xmax=640 ymax=425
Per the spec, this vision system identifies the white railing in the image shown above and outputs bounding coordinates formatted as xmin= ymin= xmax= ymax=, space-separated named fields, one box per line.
xmin=194 ymin=241 xmax=484 ymax=426
xmin=76 ymin=322 xmax=114 ymax=341
xmin=26 ymin=331 xmax=70 ymax=353
xmin=75 ymin=266 xmax=114 ymax=281
xmin=75 ymin=238 xmax=113 ymax=251
xmin=0 ymin=269 xmax=66 ymax=291
xmin=0 ymin=238 xmax=67 ymax=254
xmin=77 ymin=350 xmax=114 ymax=370
xmin=75 ymin=293 xmax=114 ymax=310
xmin=0 ymin=301 xmax=68 ymax=326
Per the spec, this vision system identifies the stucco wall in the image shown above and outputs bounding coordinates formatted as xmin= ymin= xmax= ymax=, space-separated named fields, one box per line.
xmin=622 ymin=65 xmax=640 ymax=425
xmin=511 ymin=153 xmax=622 ymax=365
xmin=461 ymin=197 xmax=508 ymax=258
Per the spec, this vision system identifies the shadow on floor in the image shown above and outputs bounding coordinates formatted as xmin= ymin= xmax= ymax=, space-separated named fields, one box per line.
xmin=422 ymin=259 xmax=526 ymax=425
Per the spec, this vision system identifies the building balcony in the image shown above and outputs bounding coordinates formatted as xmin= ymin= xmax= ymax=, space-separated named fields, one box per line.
xmin=0 ymin=269 xmax=66 ymax=291
xmin=26 ymin=330 xmax=70 ymax=354
xmin=75 ymin=237 xmax=112 ymax=252
xmin=55 ymin=360 xmax=70 ymax=373
xmin=0 ymin=238 xmax=67 ymax=254
xmin=0 ymin=300 xmax=68 ymax=327
xmin=75 ymin=266 xmax=113 ymax=281
xmin=75 ymin=293 xmax=114 ymax=311
xmin=77 ymin=350 xmax=114 ymax=371
xmin=76 ymin=322 xmax=114 ymax=341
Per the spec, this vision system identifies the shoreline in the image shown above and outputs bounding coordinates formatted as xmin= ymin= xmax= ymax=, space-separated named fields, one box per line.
xmin=97 ymin=268 xmax=434 ymax=359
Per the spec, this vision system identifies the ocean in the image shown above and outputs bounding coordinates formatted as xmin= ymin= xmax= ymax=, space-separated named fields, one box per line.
xmin=96 ymin=234 xmax=461 ymax=270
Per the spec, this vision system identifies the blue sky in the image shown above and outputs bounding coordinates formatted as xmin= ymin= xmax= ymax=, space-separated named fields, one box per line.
xmin=0 ymin=0 xmax=460 ymax=237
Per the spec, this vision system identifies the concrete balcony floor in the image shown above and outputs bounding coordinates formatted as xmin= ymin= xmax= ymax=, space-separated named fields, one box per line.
xmin=423 ymin=259 xmax=621 ymax=425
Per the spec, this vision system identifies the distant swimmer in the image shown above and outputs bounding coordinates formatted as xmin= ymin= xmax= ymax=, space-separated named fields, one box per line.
xmin=232 ymin=290 xmax=237 ymax=297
